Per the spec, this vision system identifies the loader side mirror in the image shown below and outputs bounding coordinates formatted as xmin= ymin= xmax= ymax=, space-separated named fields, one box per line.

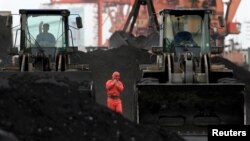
xmin=218 ymin=16 xmax=225 ymax=27
xmin=211 ymin=46 xmax=224 ymax=54
xmin=76 ymin=17 xmax=83 ymax=29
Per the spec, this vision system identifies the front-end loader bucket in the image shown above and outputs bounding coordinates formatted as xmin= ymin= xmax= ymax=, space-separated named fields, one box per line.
xmin=134 ymin=83 xmax=245 ymax=136
xmin=109 ymin=31 xmax=159 ymax=50
xmin=109 ymin=31 xmax=135 ymax=48
xmin=0 ymin=71 xmax=95 ymax=99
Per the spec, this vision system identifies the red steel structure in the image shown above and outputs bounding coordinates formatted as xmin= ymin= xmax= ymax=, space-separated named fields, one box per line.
xmin=50 ymin=0 xmax=241 ymax=46
xmin=50 ymin=0 xmax=134 ymax=46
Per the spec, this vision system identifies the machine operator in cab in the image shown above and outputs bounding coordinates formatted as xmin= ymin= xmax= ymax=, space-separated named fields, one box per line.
xmin=36 ymin=22 xmax=56 ymax=47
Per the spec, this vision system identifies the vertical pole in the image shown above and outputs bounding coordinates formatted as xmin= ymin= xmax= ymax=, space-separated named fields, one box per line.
xmin=98 ymin=0 xmax=103 ymax=46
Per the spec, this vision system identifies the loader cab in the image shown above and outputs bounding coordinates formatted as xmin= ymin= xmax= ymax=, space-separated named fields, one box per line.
xmin=137 ymin=8 xmax=245 ymax=140
xmin=160 ymin=9 xmax=211 ymax=56
xmin=16 ymin=9 xmax=83 ymax=71
xmin=19 ymin=10 xmax=71 ymax=59
xmin=19 ymin=10 xmax=70 ymax=49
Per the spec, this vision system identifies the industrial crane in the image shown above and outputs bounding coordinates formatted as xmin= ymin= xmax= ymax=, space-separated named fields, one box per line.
xmin=50 ymin=0 xmax=241 ymax=50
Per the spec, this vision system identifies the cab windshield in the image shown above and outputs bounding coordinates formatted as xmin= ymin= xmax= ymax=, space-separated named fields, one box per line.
xmin=163 ymin=14 xmax=205 ymax=50
xmin=25 ymin=14 xmax=66 ymax=48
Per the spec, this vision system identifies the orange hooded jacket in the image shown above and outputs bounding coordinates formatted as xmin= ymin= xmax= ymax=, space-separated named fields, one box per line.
xmin=106 ymin=79 xmax=124 ymax=97
xmin=105 ymin=71 xmax=124 ymax=97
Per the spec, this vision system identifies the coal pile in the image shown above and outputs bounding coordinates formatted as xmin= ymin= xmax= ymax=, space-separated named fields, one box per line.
xmin=1 ymin=43 xmax=250 ymax=141
xmin=0 ymin=46 xmax=184 ymax=141
xmin=211 ymin=56 xmax=250 ymax=84
xmin=0 ymin=73 xmax=183 ymax=141
xmin=211 ymin=56 xmax=250 ymax=123
xmin=109 ymin=31 xmax=159 ymax=50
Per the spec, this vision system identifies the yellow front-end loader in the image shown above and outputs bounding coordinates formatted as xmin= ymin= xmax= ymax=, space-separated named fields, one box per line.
xmin=0 ymin=9 xmax=94 ymax=99
xmin=134 ymin=9 xmax=245 ymax=140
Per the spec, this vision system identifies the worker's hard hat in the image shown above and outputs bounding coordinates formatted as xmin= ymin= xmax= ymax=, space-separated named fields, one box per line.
xmin=112 ymin=71 xmax=120 ymax=79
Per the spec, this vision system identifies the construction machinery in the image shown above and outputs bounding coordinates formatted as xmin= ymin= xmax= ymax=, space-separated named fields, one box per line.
xmin=49 ymin=0 xmax=241 ymax=48
xmin=0 ymin=9 xmax=94 ymax=98
xmin=109 ymin=0 xmax=159 ymax=49
xmin=134 ymin=8 xmax=245 ymax=139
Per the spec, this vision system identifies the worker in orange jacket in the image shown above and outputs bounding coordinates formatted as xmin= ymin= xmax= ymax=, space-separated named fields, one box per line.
xmin=105 ymin=71 xmax=124 ymax=114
